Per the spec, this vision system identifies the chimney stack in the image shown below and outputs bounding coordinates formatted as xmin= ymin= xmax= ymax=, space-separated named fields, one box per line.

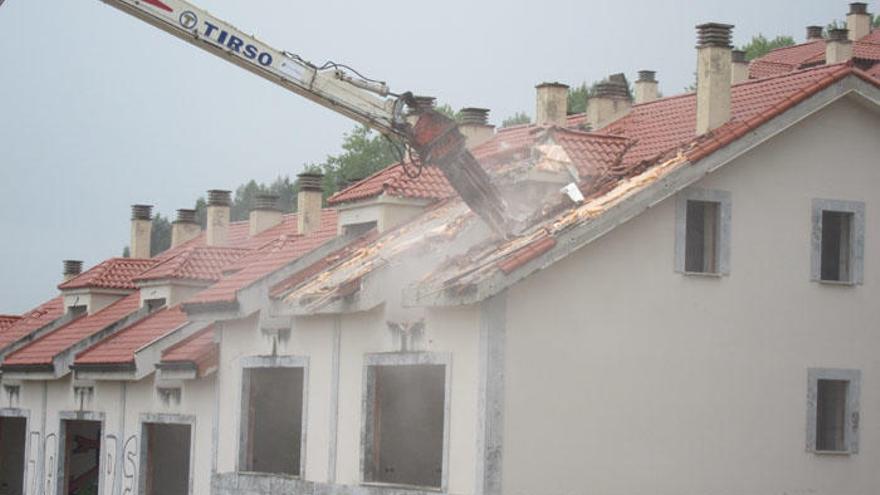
xmin=846 ymin=2 xmax=871 ymax=41
xmin=731 ymin=50 xmax=749 ymax=84
xmin=130 ymin=204 xmax=153 ymax=258
xmin=249 ymin=194 xmax=283 ymax=236
xmin=826 ymin=28 xmax=854 ymax=64
xmin=695 ymin=22 xmax=734 ymax=135
xmin=806 ymin=25 xmax=824 ymax=41
xmin=457 ymin=108 xmax=495 ymax=149
xmin=587 ymin=73 xmax=632 ymax=129
xmin=297 ymin=173 xmax=324 ymax=236
xmin=634 ymin=70 xmax=659 ymax=104
xmin=206 ymin=190 xmax=231 ymax=247
xmin=535 ymin=82 xmax=569 ymax=126
xmin=63 ymin=260 xmax=83 ymax=282
xmin=171 ymin=209 xmax=201 ymax=248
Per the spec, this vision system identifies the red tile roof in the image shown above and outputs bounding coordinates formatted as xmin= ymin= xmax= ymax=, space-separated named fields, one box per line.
xmin=184 ymin=209 xmax=339 ymax=307
xmin=133 ymin=246 xmax=249 ymax=284
xmin=601 ymin=63 xmax=857 ymax=167
xmin=3 ymin=293 xmax=141 ymax=367
xmin=0 ymin=315 xmax=22 ymax=333
xmin=75 ymin=305 xmax=188 ymax=366
xmin=0 ymin=297 xmax=66 ymax=352
xmin=160 ymin=325 xmax=217 ymax=377
xmin=748 ymin=30 xmax=880 ymax=79
xmin=58 ymin=258 xmax=158 ymax=291
xmin=328 ymin=163 xmax=454 ymax=205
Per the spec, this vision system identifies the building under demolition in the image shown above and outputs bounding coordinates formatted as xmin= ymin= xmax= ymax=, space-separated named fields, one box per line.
xmin=2 ymin=3 xmax=880 ymax=495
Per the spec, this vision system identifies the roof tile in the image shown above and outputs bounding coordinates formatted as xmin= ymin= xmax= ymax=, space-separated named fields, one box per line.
xmin=134 ymin=247 xmax=249 ymax=284
xmin=160 ymin=325 xmax=217 ymax=377
xmin=58 ymin=258 xmax=158 ymax=291
xmin=75 ymin=305 xmax=188 ymax=366
xmin=0 ymin=297 xmax=66 ymax=352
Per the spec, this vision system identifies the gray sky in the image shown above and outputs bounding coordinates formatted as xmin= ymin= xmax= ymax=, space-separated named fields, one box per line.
xmin=0 ymin=0 xmax=853 ymax=312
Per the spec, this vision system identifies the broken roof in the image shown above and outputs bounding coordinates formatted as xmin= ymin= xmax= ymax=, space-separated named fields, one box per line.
xmin=328 ymin=162 xmax=454 ymax=205
xmin=276 ymin=64 xmax=880 ymax=313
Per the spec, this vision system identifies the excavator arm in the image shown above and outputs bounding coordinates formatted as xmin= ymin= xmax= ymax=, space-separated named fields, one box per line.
xmin=5 ymin=0 xmax=512 ymax=234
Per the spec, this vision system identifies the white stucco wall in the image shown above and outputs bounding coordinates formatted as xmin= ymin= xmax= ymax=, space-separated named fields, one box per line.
xmin=215 ymin=303 xmax=482 ymax=493
xmin=501 ymin=96 xmax=880 ymax=494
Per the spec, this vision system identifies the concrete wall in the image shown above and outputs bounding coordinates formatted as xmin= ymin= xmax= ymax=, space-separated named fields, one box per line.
xmin=214 ymin=303 xmax=481 ymax=494
xmin=501 ymin=96 xmax=880 ymax=494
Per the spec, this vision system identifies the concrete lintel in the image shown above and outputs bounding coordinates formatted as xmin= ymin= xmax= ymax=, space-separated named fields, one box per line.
xmin=336 ymin=194 xmax=433 ymax=211
xmin=212 ymin=472 xmax=452 ymax=495
xmin=407 ymin=74 xmax=880 ymax=307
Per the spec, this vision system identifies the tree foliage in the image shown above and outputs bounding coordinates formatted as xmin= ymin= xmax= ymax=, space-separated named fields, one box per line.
xmin=738 ymin=34 xmax=796 ymax=61
xmin=501 ymin=112 xmax=531 ymax=127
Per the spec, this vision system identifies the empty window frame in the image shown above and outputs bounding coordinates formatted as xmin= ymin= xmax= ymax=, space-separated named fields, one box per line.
xmin=362 ymin=354 xmax=449 ymax=489
xmin=239 ymin=357 xmax=307 ymax=477
xmin=807 ymin=368 xmax=861 ymax=454
xmin=141 ymin=420 xmax=193 ymax=495
xmin=0 ymin=415 xmax=27 ymax=495
xmin=675 ymin=188 xmax=731 ymax=275
xmin=59 ymin=418 xmax=102 ymax=495
xmin=812 ymin=199 xmax=865 ymax=284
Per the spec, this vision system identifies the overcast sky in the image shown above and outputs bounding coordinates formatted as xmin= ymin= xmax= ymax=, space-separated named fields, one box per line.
xmin=0 ymin=0 xmax=856 ymax=312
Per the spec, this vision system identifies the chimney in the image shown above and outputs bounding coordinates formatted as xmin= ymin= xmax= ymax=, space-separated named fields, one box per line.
xmin=62 ymin=260 xmax=83 ymax=282
xmin=695 ymin=23 xmax=734 ymax=135
xmin=171 ymin=208 xmax=201 ymax=248
xmin=586 ymin=73 xmax=632 ymax=129
xmin=297 ymin=173 xmax=324 ymax=236
xmin=249 ymin=194 xmax=283 ymax=236
xmin=826 ymin=28 xmax=854 ymax=64
xmin=130 ymin=204 xmax=153 ymax=258
xmin=407 ymin=96 xmax=436 ymax=126
xmin=806 ymin=25 xmax=825 ymax=41
xmin=633 ymin=70 xmax=659 ymax=104
xmin=457 ymin=108 xmax=495 ymax=149
xmin=731 ymin=50 xmax=749 ymax=84
xmin=846 ymin=2 xmax=871 ymax=41
xmin=206 ymin=190 xmax=231 ymax=247
xmin=535 ymin=82 xmax=569 ymax=126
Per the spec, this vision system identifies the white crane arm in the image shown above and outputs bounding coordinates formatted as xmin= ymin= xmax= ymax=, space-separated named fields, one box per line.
xmin=100 ymin=0 xmax=408 ymax=136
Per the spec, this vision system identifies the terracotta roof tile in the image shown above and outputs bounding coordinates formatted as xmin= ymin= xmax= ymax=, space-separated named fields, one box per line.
xmin=183 ymin=210 xmax=339 ymax=307
xmin=58 ymin=258 xmax=158 ymax=291
xmin=160 ymin=325 xmax=217 ymax=377
xmin=328 ymin=163 xmax=454 ymax=205
xmin=134 ymin=247 xmax=249 ymax=284
xmin=75 ymin=305 xmax=188 ymax=366
xmin=0 ymin=297 xmax=66 ymax=352
xmin=3 ymin=293 xmax=141 ymax=367
xmin=0 ymin=315 xmax=22 ymax=333
xmin=748 ymin=31 xmax=880 ymax=79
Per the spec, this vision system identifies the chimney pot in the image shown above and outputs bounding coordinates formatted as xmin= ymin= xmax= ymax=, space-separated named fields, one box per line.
xmin=175 ymin=208 xmax=197 ymax=224
xmin=849 ymin=2 xmax=868 ymax=15
xmin=731 ymin=50 xmax=747 ymax=64
xmin=806 ymin=25 xmax=824 ymax=40
xmin=637 ymin=70 xmax=656 ymax=83
xmin=207 ymin=189 xmax=232 ymax=207
xmin=696 ymin=22 xmax=734 ymax=48
xmin=254 ymin=194 xmax=280 ymax=211
xmin=458 ymin=107 xmax=490 ymax=126
xmin=297 ymin=172 xmax=324 ymax=236
xmin=63 ymin=260 xmax=83 ymax=282
xmin=131 ymin=204 xmax=153 ymax=221
xmin=731 ymin=50 xmax=749 ymax=84
xmin=695 ymin=22 xmax=734 ymax=134
xmin=171 ymin=208 xmax=201 ymax=248
xmin=828 ymin=28 xmax=850 ymax=42
xmin=535 ymin=82 xmax=569 ymax=127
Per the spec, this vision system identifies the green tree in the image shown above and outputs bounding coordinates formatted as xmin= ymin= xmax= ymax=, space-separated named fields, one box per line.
xmin=317 ymin=125 xmax=399 ymax=197
xmin=738 ymin=34 xmax=796 ymax=61
xmin=150 ymin=213 xmax=172 ymax=256
xmin=501 ymin=112 xmax=531 ymax=127
xmin=567 ymin=82 xmax=592 ymax=115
